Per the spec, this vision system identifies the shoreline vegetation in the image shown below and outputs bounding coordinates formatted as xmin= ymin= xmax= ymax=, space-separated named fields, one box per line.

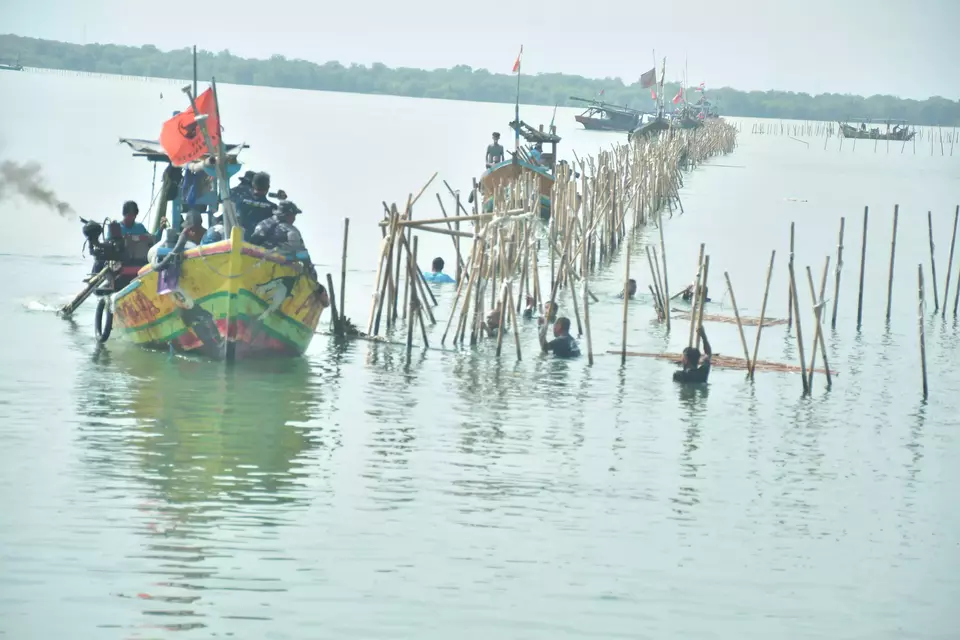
xmin=2 ymin=34 xmax=959 ymax=126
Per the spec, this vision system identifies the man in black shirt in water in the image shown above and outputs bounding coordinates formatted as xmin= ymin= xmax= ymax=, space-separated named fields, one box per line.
xmin=540 ymin=316 xmax=581 ymax=358
xmin=674 ymin=326 xmax=712 ymax=383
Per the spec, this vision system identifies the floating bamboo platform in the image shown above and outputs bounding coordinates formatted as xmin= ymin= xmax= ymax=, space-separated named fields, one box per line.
xmin=608 ymin=351 xmax=837 ymax=376
xmin=670 ymin=309 xmax=789 ymax=327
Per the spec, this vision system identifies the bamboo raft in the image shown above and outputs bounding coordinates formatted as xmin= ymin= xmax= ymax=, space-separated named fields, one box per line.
xmin=670 ymin=309 xmax=789 ymax=327
xmin=607 ymin=351 xmax=838 ymax=376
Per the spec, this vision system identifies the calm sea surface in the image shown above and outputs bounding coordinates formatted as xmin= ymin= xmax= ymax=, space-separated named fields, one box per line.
xmin=1 ymin=71 xmax=959 ymax=639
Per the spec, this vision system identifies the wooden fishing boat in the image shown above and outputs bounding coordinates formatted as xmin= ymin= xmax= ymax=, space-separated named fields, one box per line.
xmin=838 ymin=119 xmax=915 ymax=141
xmin=0 ymin=53 xmax=23 ymax=71
xmin=629 ymin=113 xmax=672 ymax=141
xmin=60 ymin=93 xmax=328 ymax=361
xmin=570 ymin=96 xmax=644 ymax=132
xmin=480 ymin=120 xmax=560 ymax=219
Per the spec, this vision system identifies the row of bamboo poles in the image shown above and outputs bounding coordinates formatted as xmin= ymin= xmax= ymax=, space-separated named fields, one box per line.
xmin=359 ymin=120 xmax=739 ymax=364
xmin=750 ymin=121 xmax=957 ymax=155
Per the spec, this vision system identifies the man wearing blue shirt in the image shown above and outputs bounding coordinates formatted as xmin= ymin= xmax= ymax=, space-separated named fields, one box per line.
xmin=422 ymin=257 xmax=455 ymax=283
xmin=110 ymin=201 xmax=149 ymax=237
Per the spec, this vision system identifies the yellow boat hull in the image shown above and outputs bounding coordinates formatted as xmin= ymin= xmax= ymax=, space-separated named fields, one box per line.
xmin=112 ymin=227 xmax=328 ymax=360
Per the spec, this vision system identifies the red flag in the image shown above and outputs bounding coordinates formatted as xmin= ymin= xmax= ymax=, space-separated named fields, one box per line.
xmin=672 ymin=87 xmax=683 ymax=104
xmin=650 ymin=88 xmax=657 ymax=100
xmin=512 ymin=46 xmax=523 ymax=73
xmin=159 ymin=88 xmax=221 ymax=167
xmin=639 ymin=67 xmax=656 ymax=88
xmin=599 ymin=89 xmax=605 ymax=96
xmin=695 ymin=82 xmax=705 ymax=92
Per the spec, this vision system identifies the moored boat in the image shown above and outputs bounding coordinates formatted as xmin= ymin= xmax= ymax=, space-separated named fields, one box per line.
xmin=480 ymin=120 xmax=560 ymax=219
xmin=570 ymin=96 xmax=645 ymax=132
xmin=838 ymin=119 xmax=915 ymax=141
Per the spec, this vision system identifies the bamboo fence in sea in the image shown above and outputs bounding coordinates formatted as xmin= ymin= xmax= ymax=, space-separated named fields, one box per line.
xmin=358 ymin=120 xmax=738 ymax=365
xmin=748 ymin=119 xmax=957 ymax=156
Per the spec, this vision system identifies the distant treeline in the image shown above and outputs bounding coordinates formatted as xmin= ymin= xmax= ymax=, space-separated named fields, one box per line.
xmin=3 ymin=34 xmax=959 ymax=126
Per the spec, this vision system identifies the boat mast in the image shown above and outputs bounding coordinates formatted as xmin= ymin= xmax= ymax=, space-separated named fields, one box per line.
xmin=192 ymin=46 xmax=198 ymax=101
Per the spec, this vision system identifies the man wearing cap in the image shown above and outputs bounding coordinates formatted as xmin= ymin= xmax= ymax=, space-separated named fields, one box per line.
xmin=486 ymin=132 xmax=504 ymax=168
xmin=237 ymin=171 xmax=278 ymax=239
xmin=231 ymin=170 xmax=257 ymax=205
xmin=251 ymin=200 xmax=307 ymax=255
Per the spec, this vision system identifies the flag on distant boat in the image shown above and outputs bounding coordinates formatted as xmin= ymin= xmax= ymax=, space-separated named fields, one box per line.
xmin=672 ymin=87 xmax=684 ymax=104
xmin=650 ymin=88 xmax=657 ymax=100
xmin=640 ymin=67 xmax=657 ymax=88
xmin=159 ymin=87 xmax=220 ymax=167
xmin=512 ymin=46 xmax=523 ymax=73
xmin=599 ymin=89 xmax=605 ymax=96
xmin=695 ymin=82 xmax=705 ymax=92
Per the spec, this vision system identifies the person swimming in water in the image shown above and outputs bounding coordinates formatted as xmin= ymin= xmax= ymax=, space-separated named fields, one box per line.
xmin=539 ymin=316 xmax=580 ymax=358
xmin=673 ymin=326 xmax=712 ymax=383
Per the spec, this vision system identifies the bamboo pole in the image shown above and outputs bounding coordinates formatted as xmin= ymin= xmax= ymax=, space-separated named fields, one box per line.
xmin=688 ymin=243 xmax=705 ymax=348
xmin=928 ymin=211 xmax=939 ymax=312
xmin=885 ymin=204 xmax=899 ymax=322
xmin=620 ymin=228 xmax=631 ymax=365
xmin=918 ymin=264 xmax=929 ymax=398
xmin=658 ymin=211 xmax=671 ymax=331
xmin=339 ymin=217 xmax=349 ymax=329
xmin=695 ymin=255 xmax=710 ymax=351
xmin=787 ymin=221 xmax=795 ymax=331
xmin=857 ymin=206 xmax=869 ymax=330
xmin=723 ymin=271 xmax=751 ymax=373
xmin=806 ymin=261 xmax=832 ymax=391
xmin=788 ymin=260 xmax=809 ymax=394
xmin=749 ymin=250 xmax=776 ymax=380
xmin=830 ymin=217 xmax=845 ymax=329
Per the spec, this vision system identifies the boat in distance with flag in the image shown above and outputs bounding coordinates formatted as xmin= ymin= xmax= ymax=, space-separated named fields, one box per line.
xmin=61 ymin=84 xmax=329 ymax=360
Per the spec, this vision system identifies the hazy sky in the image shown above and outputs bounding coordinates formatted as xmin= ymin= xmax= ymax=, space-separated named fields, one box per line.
xmin=3 ymin=0 xmax=958 ymax=99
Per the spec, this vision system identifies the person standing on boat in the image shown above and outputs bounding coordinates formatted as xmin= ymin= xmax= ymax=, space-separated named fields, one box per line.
xmin=231 ymin=170 xmax=257 ymax=205
xmin=673 ymin=327 xmax=712 ymax=383
xmin=109 ymin=201 xmax=149 ymax=238
xmin=529 ymin=143 xmax=543 ymax=165
xmin=422 ymin=257 xmax=455 ymax=283
xmin=486 ymin=132 xmax=504 ymax=168
xmin=238 ymin=172 xmax=277 ymax=239
xmin=539 ymin=316 xmax=580 ymax=358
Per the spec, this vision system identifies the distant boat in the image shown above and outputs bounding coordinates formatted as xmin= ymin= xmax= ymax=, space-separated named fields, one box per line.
xmin=0 ymin=53 xmax=23 ymax=72
xmin=570 ymin=96 xmax=645 ymax=132
xmin=628 ymin=113 xmax=672 ymax=141
xmin=839 ymin=119 xmax=915 ymax=141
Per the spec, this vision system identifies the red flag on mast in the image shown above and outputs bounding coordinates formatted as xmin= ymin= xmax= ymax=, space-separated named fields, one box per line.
xmin=672 ymin=87 xmax=684 ymax=104
xmin=159 ymin=88 xmax=220 ymax=167
xmin=512 ymin=46 xmax=523 ymax=73
xmin=639 ymin=67 xmax=656 ymax=88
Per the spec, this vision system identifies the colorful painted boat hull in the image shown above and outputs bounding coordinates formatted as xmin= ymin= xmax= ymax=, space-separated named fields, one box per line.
xmin=479 ymin=159 xmax=554 ymax=219
xmin=112 ymin=226 xmax=327 ymax=360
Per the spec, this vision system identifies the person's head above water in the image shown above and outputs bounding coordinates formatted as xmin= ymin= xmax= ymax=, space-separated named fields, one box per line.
xmin=553 ymin=316 xmax=571 ymax=337
xmin=681 ymin=346 xmax=701 ymax=368
xmin=627 ymin=278 xmax=637 ymax=295
xmin=121 ymin=200 xmax=138 ymax=224
xmin=431 ymin=257 xmax=445 ymax=273
xmin=253 ymin=171 xmax=270 ymax=195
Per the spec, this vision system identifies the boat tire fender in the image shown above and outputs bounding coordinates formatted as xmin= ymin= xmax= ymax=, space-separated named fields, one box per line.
xmin=95 ymin=297 xmax=113 ymax=343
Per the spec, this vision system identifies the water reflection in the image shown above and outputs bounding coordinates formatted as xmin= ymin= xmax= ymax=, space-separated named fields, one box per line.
xmin=69 ymin=333 xmax=334 ymax=633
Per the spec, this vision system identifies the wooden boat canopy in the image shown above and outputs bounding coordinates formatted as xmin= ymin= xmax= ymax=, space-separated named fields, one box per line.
xmin=569 ymin=96 xmax=644 ymax=118
xmin=508 ymin=120 xmax=561 ymax=145
xmin=118 ymin=137 xmax=249 ymax=163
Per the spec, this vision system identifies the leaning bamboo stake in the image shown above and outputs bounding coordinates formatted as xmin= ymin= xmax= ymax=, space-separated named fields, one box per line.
xmin=749 ymin=250 xmax=776 ymax=380
xmin=830 ymin=217 xmax=845 ymax=329
xmin=507 ymin=285 xmax=522 ymax=361
xmin=788 ymin=260 xmax=810 ymax=394
xmin=946 ymin=206 xmax=960 ymax=317
xmin=723 ymin=271 xmax=752 ymax=373
xmin=806 ymin=262 xmax=832 ymax=391
xmin=885 ymin=204 xmax=899 ymax=322
xmin=646 ymin=245 xmax=664 ymax=318
xmin=695 ymin=255 xmax=711 ymax=351
xmin=918 ymin=264 xmax=929 ymax=398
xmin=787 ymin=221 xmax=795 ymax=331
xmin=688 ymin=243 xmax=705 ymax=348
xmin=928 ymin=211 xmax=939 ymax=312
xmin=857 ymin=206 xmax=869 ymax=329
xmin=339 ymin=217 xmax=349 ymax=330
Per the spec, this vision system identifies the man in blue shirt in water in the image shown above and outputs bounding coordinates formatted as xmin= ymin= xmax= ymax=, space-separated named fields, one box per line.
xmin=540 ymin=316 xmax=580 ymax=358
xmin=422 ymin=257 xmax=455 ymax=283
